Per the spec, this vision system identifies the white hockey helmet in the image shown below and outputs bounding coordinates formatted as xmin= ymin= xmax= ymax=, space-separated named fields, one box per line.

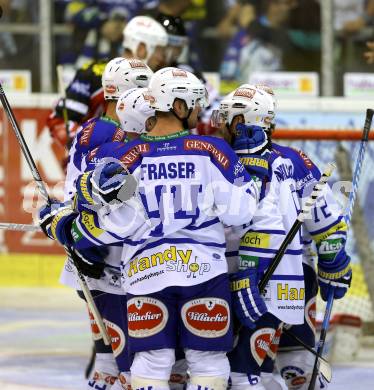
xmin=145 ymin=67 xmax=209 ymax=112
xmin=211 ymin=84 xmax=275 ymax=131
xmin=102 ymin=57 xmax=153 ymax=100
xmin=116 ymin=88 xmax=155 ymax=134
xmin=122 ymin=16 xmax=168 ymax=62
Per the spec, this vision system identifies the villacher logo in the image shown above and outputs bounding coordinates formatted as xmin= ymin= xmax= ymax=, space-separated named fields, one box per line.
xmin=127 ymin=297 xmax=168 ymax=338
xmin=181 ymin=297 xmax=230 ymax=338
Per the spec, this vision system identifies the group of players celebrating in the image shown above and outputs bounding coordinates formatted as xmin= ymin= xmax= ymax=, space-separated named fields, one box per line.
xmin=39 ymin=13 xmax=352 ymax=390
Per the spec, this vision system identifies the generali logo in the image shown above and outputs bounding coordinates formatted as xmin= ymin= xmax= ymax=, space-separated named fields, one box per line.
xmin=181 ymin=297 xmax=230 ymax=338
xmin=127 ymin=297 xmax=168 ymax=338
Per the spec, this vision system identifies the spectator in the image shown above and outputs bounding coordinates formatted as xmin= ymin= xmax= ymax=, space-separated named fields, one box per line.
xmin=220 ymin=0 xmax=295 ymax=88
xmin=63 ymin=1 xmax=159 ymax=68
xmin=334 ymin=0 xmax=374 ymax=35
xmin=284 ymin=0 xmax=321 ymax=71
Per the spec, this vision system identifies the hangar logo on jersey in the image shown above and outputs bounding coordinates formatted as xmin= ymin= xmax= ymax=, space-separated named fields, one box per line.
xmin=104 ymin=319 xmax=126 ymax=357
xmin=127 ymin=297 xmax=168 ymax=338
xmin=277 ymin=283 xmax=305 ymax=301
xmin=234 ymin=87 xmax=255 ymax=99
xmin=250 ymin=327 xmax=275 ymax=366
xmin=181 ymin=298 xmax=230 ymax=338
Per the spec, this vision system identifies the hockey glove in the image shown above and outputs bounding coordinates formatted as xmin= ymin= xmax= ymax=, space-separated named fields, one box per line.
xmin=230 ymin=268 xmax=268 ymax=328
xmin=232 ymin=124 xmax=269 ymax=155
xmin=68 ymin=246 xmax=108 ymax=279
xmin=39 ymin=200 xmax=77 ymax=245
xmin=317 ymin=238 xmax=352 ymax=301
xmin=75 ymin=159 xmax=137 ymax=207
xmin=232 ymin=124 xmax=270 ymax=180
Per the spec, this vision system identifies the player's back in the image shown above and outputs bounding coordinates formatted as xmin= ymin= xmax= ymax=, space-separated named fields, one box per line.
xmin=83 ymin=132 xmax=259 ymax=294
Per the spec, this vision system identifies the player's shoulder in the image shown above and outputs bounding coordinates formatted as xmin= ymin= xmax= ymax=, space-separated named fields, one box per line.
xmin=77 ymin=116 xmax=124 ymax=148
xmin=272 ymin=143 xmax=316 ymax=170
xmin=272 ymin=142 xmax=321 ymax=181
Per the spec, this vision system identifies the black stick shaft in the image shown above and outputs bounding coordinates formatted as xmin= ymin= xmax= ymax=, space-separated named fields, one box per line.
xmin=0 ymin=83 xmax=50 ymax=202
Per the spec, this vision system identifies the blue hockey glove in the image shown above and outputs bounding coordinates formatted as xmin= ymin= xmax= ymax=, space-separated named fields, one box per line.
xmin=76 ymin=159 xmax=137 ymax=207
xmin=230 ymin=268 xmax=268 ymax=328
xmin=232 ymin=124 xmax=269 ymax=155
xmin=232 ymin=124 xmax=270 ymax=180
xmin=69 ymin=246 xmax=108 ymax=279
xmin=317 ymin=238 xmax=352 ymax=301
xmin=39 ymin=200 xmax=77 ymax=245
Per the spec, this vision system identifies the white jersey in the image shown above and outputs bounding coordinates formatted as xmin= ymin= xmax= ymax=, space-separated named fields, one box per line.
xmin=238 ymin=154 xmax=305 ymax=325
xmin=73 ymin=131 xmax=259 ymax=295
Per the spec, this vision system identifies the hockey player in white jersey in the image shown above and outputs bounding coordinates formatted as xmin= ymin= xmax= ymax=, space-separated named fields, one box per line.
xmin=211 ymin=87 xmax=308 ymax=389
xmin=38 ymin=67 xmax=260 ymax=390
xmin=223 ymin=84 xmax=352 ymax=390
xmin=55 ymin=58 xmax=154 ymax=390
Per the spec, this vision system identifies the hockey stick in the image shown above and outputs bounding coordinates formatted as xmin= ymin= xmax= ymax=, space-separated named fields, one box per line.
xmin=308 ymin=108 xmax=374 ymax=390
xmin=246 ymin=163 xmax=335 ymax=382
xmin=259 ymin=162 xmax=336 ymax=292
xmin=0 ymin=222 xmax=40 ymax=231
xmin=0 ymin=82 xmax=111 ymax=346
xmin=56 ymin=64 xmax=70 ymax=143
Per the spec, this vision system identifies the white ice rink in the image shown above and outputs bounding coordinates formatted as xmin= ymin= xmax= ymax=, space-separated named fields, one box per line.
xmin=1 ymin=288 xmax=374 ymax=390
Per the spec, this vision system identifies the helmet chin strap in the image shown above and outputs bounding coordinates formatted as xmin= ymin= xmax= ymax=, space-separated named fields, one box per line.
xmin=171 ymin=107 xmax=193 ymax=130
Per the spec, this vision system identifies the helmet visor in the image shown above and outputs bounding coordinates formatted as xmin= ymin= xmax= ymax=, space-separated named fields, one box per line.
xmin=210 ymin=109 xmax=227 ymax=128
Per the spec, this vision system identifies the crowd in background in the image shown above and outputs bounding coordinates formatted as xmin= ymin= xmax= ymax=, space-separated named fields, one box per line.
xmin=0 ymin=0 xmax=374 ymax=94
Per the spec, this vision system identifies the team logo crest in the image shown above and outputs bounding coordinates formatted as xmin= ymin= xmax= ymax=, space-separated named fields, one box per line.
xmin=105 ymin=320 xmax=126 ymax=357
xmin=88 ymin=309 xmax=103 ymax=341
xmin=181 ymin=298 xmax=230 ymax=338
xmin=306 ymin=297 xmax=317 ymax=331
xmin=127 ymin=297 xmax=168 ymax=338
xmin=250 ymin=328 xmax=275 ymax=366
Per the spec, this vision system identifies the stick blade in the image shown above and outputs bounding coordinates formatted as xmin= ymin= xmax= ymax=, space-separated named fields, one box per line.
xmin=319 ymin=357 xmax=332 ymax=383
